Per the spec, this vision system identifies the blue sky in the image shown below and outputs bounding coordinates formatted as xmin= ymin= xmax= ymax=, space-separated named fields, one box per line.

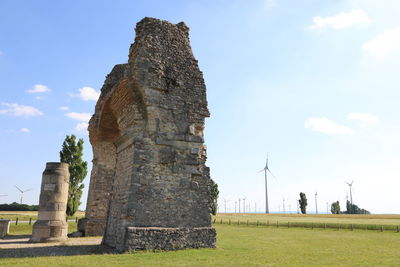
xmin=1 ymin=0 xmax=400 ymax=214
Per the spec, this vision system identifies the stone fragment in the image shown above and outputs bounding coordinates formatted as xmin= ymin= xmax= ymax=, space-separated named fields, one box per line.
xmin=0 ymin=219 xmax=10 ymax=239
xmin=30 ymin=162 xmax=69 ymax=243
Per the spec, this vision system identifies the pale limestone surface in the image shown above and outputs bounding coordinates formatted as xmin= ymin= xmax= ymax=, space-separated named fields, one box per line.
xmin=31 ymin=162 xmax=69 ymax=243
xmin=0 ymin=219 xmax=10 ymax=238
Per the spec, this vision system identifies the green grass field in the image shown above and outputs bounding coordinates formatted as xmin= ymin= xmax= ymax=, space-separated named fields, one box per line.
xmin=2 ymin=223 xmax=400 ymax=266
xmin=214 ymin=213 xmax=400 ymax=225
xmin=6 ymin=221 xmax=78 ymax=235
xmin=0 ymin=211 xmax=85 ymax=221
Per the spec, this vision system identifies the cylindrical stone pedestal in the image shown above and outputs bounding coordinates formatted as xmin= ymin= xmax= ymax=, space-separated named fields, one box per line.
xmin=31 ymin=162 xmax=69 ymax=243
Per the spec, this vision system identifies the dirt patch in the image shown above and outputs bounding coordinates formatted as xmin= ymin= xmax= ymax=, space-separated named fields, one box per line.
xmin=0 ymin=235 xmax=114 ymax=258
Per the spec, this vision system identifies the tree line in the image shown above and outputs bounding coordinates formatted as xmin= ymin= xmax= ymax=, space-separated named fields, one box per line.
xmin=0 ymin=202 xmax=38 ymax=211
xmin=298 ymin=192 xmax=370 ymax=215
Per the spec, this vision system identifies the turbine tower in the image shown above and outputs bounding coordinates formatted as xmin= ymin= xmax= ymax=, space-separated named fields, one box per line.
xmin=258 ymin=154 xmax=276 ymax=214
xmin=315 ymin=191 xmax=318 ymax=214
xmin=346 ymin=180 xmax=354 ymax=214
xmin=15 ymin=186 xmax=32 ymax=204
xmin=223 ymin=198 xmax=230 ymax=213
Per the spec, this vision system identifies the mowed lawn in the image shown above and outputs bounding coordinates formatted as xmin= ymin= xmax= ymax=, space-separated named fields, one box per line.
xmin=2 ymin=223 xmax=400 ymax=266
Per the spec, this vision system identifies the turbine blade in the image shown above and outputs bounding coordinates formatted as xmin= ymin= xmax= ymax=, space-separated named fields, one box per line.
xmin=267 ymin=169 xmax=277 ymax=180
xmin=258 ymin=168 xmax=266 ymax=173
xmin=265 ymin=154 xmax=268 ymax=169
xmin=15 ymin=186 xmax=23 ymax=193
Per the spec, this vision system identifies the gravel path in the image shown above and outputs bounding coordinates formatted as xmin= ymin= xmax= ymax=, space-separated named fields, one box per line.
xmin=0 ymin=235 xmax=114 ymax=258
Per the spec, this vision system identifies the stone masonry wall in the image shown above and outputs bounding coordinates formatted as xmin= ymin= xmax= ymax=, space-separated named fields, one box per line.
xmin=85 ymin=17 xmax=215 ymax=251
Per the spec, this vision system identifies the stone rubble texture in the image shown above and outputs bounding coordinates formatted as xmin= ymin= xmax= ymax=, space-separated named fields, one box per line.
xmin=31 ymin=162 xmax=69 ymax=243
xmin=84 ymin=17 xmax=216 ymax=251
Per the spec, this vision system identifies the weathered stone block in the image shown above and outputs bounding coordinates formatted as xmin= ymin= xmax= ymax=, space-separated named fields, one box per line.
xmin=0 ymin=219 xmax=10 ymax=239
xmin=124 ymin=227 xmax=216 ymax=251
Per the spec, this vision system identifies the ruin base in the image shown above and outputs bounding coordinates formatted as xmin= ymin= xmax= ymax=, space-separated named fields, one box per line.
xmin=79 ymin=218 xmax=105 ymax=236
xmin=30 ymin=220 xmax=68 ymax=243
xmin=121 ymin=227 xmax=216 ymax=252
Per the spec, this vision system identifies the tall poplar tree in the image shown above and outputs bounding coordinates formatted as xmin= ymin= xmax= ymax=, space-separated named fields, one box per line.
xmin=60 ymin=134 xmax=88 ymax=216
xmin=299 ymin=192 xmax=308 ymax=214
xmin=209 ymin=178 xmax=219 ymax=215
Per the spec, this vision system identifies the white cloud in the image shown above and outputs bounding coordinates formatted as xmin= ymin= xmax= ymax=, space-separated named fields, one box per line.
xmin=305 ymin=117 xmax=353 ymax=135
xmin=65 ymin=112 xmax=91 ymax=122
xmin=59 ymin=106 xmax=69 ymax=111
xmin=362 ymin=26 xmax=400 ymax=60
xmin=347 ymin=112 xmax=379 ymax=126
xmin=26 ymin=84 xmax=51 ymax=94
xmin=0 ymin=103 xmax=43 ymax=117
xmin=75 ymin=122 xmax=89 ymax=132
xmin=74 ymin=87 xmax=100 ymax=101
xmin=20 ymin=128 xmax=30 ymax=133
xmin=310 ymin=9 xmax=370 ymax=30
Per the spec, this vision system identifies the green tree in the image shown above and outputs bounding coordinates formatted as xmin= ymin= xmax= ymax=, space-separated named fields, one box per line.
xmin=346 ymin=200 xmax=353 ymax=214
xmin=60 ymin=135 xmax=88 ymax=216
xmin=298 ymin=192 xmax=307 ymax=214
xmin=209 ymin=178 xmax=219 ymax=215
xmin=330 ymin=201 xmax=340 ymax=214
xmin=345 ymin=200 xmax=370 ymax=214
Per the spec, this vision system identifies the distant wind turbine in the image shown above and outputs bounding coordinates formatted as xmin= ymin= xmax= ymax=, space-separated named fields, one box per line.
xmin=315 ymin=191 xmax=318 ymax=214
xmin=15 ymin=186 xmax=32 ymax=204
xmin=258 ymin=154 xmax=277 ymax=214
xmin=346 ymin=180 xmax=354 ymax=213
xmin=223 ymin=198 xmax=230 ymax=213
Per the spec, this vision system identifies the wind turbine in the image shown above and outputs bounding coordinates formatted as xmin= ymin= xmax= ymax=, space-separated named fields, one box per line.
xmin=223 ymin=198 xmax=230 ymax=213
xmin=258 ymin=154 xmax=277 ymax=214
xmin=242 ymin=197 xmax=247 ymax=213
xmin=346 ymin=180 xmax=354 ymax=214
xmin=15 ymin=186 xmax=32 ymax=204
xmin=315 ymin=191 xmax=318 ymax=214
xmin=238 ymin=198 xmax=241 ymax=213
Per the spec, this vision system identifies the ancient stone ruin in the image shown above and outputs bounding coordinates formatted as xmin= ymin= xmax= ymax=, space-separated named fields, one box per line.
xmin=31 ymin=162 xmax=69 ymax=243
xmin=82 ymin=17 xmax=216 ymax=251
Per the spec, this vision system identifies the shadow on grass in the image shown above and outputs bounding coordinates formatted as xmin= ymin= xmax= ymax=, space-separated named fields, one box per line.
xmin=0 ymin=244 xmax=115 ymax=258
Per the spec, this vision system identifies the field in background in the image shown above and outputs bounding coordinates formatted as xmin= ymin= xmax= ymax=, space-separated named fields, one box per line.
xmin=0 ymin=211 xmax=85 ymax=221
xmin=213 ymin=213 xmax=400 ymax=226
xmin=2 ymin=223 xmax=400 ymax=266
xmin=7 ymin=221 xmax=78 ymax=235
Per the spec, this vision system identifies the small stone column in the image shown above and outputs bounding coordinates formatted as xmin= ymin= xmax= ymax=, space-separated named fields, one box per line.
xmin=31 ymin=162 xmax=69 ymax=243
xmin=0 ymin=219 xmax=10 ymax=238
